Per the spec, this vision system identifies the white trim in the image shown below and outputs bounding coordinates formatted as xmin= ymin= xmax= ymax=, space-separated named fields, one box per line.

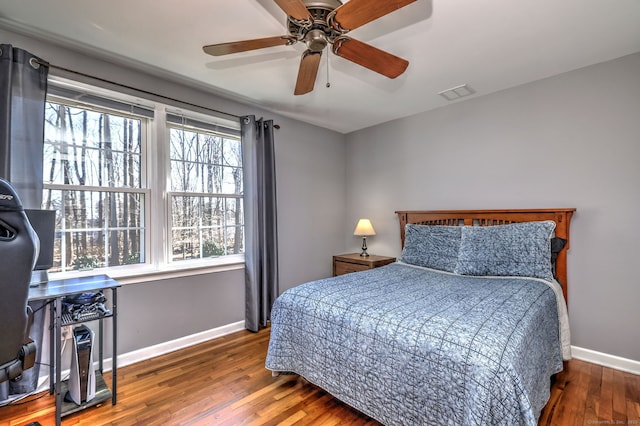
xmin=36 ymin=320 xmax=246 ymax=389
xmin=111 ymin=342 xmax=639 ymax=378
xmin=571 ymin=345 xmax=640 ymax=375
xmin=31 ymin=331 xmax=640 ymax=399
xmin=106 ymin=320 xmax=246 ymax=371
xmin=113 ymin=261 xmax=244 ymax=285
xmin=46 ymin=258 xmax=245 ymax=285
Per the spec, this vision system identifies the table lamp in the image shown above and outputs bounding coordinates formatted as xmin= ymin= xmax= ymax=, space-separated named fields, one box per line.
xmin=354 ymin=219 xmax=376 ymax=257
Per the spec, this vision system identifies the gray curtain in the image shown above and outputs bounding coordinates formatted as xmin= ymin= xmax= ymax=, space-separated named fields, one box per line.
xmin=0 ymin=44 xmax=48 ymax=207
xmin=0 ymin=44 xmax=48 ymax=400
xmin=241 ymin=115 xmax=279 ymax=332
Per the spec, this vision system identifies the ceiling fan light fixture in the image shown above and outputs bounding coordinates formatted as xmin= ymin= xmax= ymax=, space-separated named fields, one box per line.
xmin=305 ymin=29 xmax=329 ymax=52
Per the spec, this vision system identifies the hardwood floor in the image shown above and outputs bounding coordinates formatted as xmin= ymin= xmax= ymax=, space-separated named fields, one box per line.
xmin=1 ymin=328 xmax=638 ymax=425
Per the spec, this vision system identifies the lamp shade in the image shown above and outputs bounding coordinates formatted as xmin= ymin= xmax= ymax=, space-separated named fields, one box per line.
xmin=353 ymin=219 xmax=376 ymax=236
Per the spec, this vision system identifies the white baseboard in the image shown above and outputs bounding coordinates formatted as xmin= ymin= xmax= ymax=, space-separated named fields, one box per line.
xmin=107 ymin=320 xmax=246 ymax=371
xmin=571 ymin=345 xmax=640 ymax=375
xmin=36 ymin=326 xmax=637 ymax=394
xmin=108 ymin=332 xmax=637 ymax=376
xmin=37 ymin=320 xmax=246 ymax=388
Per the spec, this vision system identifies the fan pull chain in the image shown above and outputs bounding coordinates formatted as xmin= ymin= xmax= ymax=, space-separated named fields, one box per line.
xmin=326 ymin=53 xmax=331 ymax=88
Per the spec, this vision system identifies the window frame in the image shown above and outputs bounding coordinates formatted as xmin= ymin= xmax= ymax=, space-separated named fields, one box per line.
xmin=165 ymin=110 xmax=245 ymax=266
xmin=43 ymin=78 xmax=244 ymax=282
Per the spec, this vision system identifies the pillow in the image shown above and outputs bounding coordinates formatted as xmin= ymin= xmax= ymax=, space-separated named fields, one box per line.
xmin=454 ymin=220 xmax=556 ymax=281
xmin=399 ymin=224 xmax=462 ymax=272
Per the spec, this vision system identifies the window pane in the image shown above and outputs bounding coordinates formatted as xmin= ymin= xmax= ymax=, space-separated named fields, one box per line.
xmin=222 ymin=166 xmax=242 ymax=194
xmin=169 ymin=119 xmax=243 ymax=263
xmin=42 ymin=189 xmax=145 ymax=272
xmin=44 ymin=103 xmax=142 ymax=188
xmin=169 ymin=126 xmax=241 ymax=195
xmin=43 ymin=98 xmax=147 ymax=274
xmin=223 ymin=138 xmax=241 ymax=168
xmin=171 ymin=196 xmax=243 ymax=260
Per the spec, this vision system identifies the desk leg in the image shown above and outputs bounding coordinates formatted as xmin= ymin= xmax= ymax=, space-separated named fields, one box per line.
xmin=49 ymin=300 xmax=54 ymax=395
xmin=99 ymin=318 xmax=104 ymax=373
xmin=112 ymin=287 xmax=117 ymax=405
xmin=54 ymin=297 xmax=62 ymax=426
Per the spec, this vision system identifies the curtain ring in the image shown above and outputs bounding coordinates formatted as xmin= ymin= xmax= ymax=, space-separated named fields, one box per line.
xmin=29 ymin=57 xmax=40 ymax=70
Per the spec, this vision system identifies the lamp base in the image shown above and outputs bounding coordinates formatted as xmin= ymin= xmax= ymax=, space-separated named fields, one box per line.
xmin=360 ymin=237 xmax=370 ymax=257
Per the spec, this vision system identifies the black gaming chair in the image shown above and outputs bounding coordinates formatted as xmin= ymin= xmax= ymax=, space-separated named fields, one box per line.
xmin=0 ymin=178 xmax=38 ymax=384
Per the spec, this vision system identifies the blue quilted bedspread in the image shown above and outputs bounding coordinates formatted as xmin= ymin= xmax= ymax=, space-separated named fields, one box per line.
xmin=266 ymin=262 xmax=564 ymax=425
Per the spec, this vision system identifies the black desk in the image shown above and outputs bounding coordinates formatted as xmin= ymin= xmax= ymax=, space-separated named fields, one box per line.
xmin=29 ymin=275 xmax=119 ymax=426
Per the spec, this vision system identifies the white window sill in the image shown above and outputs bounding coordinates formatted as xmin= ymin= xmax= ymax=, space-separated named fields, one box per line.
xmin=45 ymin=255 xmax=245 ymax=285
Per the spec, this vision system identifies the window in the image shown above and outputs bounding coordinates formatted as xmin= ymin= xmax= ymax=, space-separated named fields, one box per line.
xmin=43 ymin=99 xmax=147 ymax=273
xmin=42 ymin=81 xmax=243 ymax=276
xmin=168 ymin=115 xmax=244 ymax=262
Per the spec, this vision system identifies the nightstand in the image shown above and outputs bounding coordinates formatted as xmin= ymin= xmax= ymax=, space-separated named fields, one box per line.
xmin=333 ymin=253 xmax=396 ymax=276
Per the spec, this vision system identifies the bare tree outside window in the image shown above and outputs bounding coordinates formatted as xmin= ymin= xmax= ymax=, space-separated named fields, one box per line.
xmin=169 ymin=125 xmax=243 ymax=262
xmin=41 ymin=88 xmax=243 ymax=275
xmin=42 ymin=101 xmax=145 ymax=272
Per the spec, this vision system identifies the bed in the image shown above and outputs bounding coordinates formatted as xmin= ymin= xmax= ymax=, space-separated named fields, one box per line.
xmin=266 ymin=208 xmax=575 ymax=425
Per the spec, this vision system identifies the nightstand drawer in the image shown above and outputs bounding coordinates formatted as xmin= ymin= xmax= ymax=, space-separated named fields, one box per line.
xmin=332 ymin=253 xmax=396 ymax=277
xmin=334 ymin=261 xmax=370 ymax=276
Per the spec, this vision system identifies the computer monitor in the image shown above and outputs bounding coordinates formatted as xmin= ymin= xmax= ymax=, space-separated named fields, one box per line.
xmin=24 ymin=209 xmax=56 ymax=285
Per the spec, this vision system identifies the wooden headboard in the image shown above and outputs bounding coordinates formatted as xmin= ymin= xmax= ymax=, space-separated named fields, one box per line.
xmin=395 ymin=209 xmax=576 ymax=303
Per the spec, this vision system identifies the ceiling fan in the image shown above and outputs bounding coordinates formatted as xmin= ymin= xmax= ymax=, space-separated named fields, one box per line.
xmin=203 ymin=0 xmax=416 ymax=95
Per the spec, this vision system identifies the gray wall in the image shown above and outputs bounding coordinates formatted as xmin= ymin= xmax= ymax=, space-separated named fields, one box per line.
xmin=1 ymin=28 xmax=347 ymax=355
xmin=345 ymin=52 xmax=640 ymax=362
xmin=5 ymin=26 xmax=638 ymax=363
xmin=117 ymin=270 xmax=243 ymax=352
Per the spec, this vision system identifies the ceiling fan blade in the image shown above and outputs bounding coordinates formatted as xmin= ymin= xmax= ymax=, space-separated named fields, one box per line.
xmin=331 ymin=0 xmax=417 ymax=31
xmin=333 ymin=37 xmax=408 ymax=79
xmin=294 ymin=50 xmax=322 ymax=96
xmin=273 ymin=0 xmax=313 ymax=21
xmin=203 ymin=36 xmax=294 ymax=56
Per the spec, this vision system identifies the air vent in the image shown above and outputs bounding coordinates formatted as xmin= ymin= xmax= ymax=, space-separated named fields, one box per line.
xmin=438 ymin=84 xmax=475 ymax=101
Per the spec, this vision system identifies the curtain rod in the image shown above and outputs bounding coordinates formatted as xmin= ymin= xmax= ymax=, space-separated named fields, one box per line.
xmin=33 ymin=59 xmax=242 ymax=121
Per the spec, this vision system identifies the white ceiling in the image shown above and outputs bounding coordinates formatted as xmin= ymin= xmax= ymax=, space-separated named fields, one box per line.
xmin=1 ymin=0 xmax=639 ymax=133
